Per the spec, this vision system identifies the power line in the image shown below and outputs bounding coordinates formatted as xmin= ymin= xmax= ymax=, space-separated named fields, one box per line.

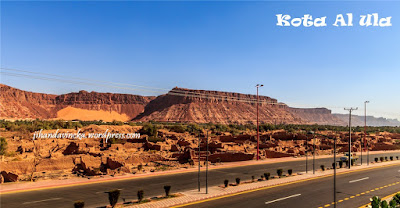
xmin=0 ymin=69 xmax=285 ymax=105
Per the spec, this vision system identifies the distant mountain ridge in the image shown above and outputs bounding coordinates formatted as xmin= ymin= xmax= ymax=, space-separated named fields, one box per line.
xmin=333 ymin=114 xmax=400 ymax=127
xmin=1 ymin=83 xmax=396 ymax=126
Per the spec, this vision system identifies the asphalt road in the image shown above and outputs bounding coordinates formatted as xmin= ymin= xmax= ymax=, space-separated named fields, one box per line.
xmin=183 ymin=161 xmax=400 ymax=208
xmin=1 ymin=152 xmax=399 ymax=208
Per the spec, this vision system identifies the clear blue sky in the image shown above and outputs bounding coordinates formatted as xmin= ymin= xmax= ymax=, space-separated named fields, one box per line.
xmin=1 ymin=1 xmax=399 ymax=120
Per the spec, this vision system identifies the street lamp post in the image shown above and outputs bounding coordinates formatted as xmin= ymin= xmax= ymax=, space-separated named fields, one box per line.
xmin=365 ymin=101 xmax=369 ymax=165
xmin=333 ymin=136 xmax=337 ymax=207
xmin=198 ymin=130 xmax=201 ymax=192
xmin=256 ymin=84 xmax=263 ymax=160
xmin=313 ymin=133 xmax=316 ymax=174
xmin=307 ymin=131 xmax=316 ymax=174
xmin=206 ymin=131 xmax=209 ymax=194
xmin=311 ymin=131 xmax=337 ymax=208
xmin=306 ymin=137 xmax=308 ymax=174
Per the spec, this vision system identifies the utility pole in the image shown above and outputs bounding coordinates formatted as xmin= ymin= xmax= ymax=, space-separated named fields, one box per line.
xmin=206 ymin=131 xmax=209 ymax=194
xmin=344 ymin=107 xmax=358 ymax=169
xmin=306 ymin=137 xmax=308 ymax=174
xmin=198 ymin=130 xmax=201 ymax=192
xmin=313 ymin=133 xmax=315 ymax=174
xmin=365 ymin=101 xmax=369 ymax=165
xmin=256 ymin=84 xmax=263 ymax=161
xmin=333 ymin=136 xmax=337 ymax=208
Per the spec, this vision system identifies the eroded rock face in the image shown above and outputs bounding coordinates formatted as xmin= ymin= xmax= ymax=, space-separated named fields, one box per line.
xmin=1 ymin=171 xmax=18 ymax=182
xmin=0 ymin=84 xmax=352 ymax=125
xmin=0 ymin=84 xmax=154 ymax=120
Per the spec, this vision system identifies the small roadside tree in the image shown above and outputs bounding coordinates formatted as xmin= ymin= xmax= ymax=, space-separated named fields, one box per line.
xmin=164 ymin=185 xmax=171 ymax=197
xmin=277 ymin=169 xmax=283 ymax=177
xmin=264 ymin=172 xmax=270 ymax=180
xmin=224 ymin=179 xmax=229 ymax=187
xmin=74 ymin=200 xmax=85 ymax=208
xmin=137 ymin=190 xmax=144 ymax=202
xmin=106 ymin=189 xmax=120 ymax=208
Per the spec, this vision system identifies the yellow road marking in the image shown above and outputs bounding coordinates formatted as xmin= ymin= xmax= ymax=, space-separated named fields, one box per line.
xmin=171 ymin=163 xmax=400 ymax=208
xmin=358 ymin=192 xmax=400 ymax=208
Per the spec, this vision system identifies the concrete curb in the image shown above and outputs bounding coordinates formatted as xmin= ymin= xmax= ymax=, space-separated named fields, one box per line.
xmin=124 ymin=160 xmax=400 ymax=208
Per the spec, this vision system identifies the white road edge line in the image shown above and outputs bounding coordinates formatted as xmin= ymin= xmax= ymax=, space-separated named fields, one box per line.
xmin=349 ymin=177 xmax=369 ymax=183
xmin=265 ymin=194 xmax=301 ymax=204
xmin=22 ymin=198 xmax=62 ymax=204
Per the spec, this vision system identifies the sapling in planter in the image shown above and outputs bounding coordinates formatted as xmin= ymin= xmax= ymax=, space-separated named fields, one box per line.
xmin=224 ymin=179 xmax=229 ymax=187
xmin=235 ymin=178 xmax=241 ymax=185
xmin=264 ymin=172 xmax=270 ymax=180
xmin=277 ymin=169 xmax=283 ymax=177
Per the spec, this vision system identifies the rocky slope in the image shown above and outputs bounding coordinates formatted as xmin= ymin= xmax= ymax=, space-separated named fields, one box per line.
xmin=134 ymin=88 xmax=345 ymax=125
xmin=4 ymin=84 xmax=396 ymax=126
xmin=0 ymin=84 xmax=154 ymax=121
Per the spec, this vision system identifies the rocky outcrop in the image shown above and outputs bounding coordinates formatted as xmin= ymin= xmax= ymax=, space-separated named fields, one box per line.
xmin=0 ymin=84 xmax=57 ymax=119
xmin=0 ymin=84 xmax=154 ymax=120
xmin=135 ymin=88 xmax=308 ymax=124
xmin=3 ymin=84 xmax=396 ymax=126
xmin=1 ymin=171 xmax=18 ymax=182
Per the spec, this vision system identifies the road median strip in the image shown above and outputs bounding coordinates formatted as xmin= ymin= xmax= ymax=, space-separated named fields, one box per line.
xmin=122 ymin=161 xmax=400 ymax=208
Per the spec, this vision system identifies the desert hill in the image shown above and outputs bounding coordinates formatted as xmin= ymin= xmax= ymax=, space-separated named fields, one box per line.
xmin=0 ymin=84 xmax=154 ymax=121
xmin=333 ymin=114 xmax=400 ymax=127
xmin=2 ymin=84 xmax=397 ymax=126
xmin=134 ymin=87 xmax=345 ymax=125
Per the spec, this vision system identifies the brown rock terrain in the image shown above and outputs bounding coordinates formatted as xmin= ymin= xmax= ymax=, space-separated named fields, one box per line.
xmin=2 ymin=84 xmax=394 ymax=126
xmin=1 ymin=124 xmax=399 ymax=183
xmin=0 ymin=84 xmax=154 ymax=121
xmin=135 ymin=87 xmax=345 ymax=125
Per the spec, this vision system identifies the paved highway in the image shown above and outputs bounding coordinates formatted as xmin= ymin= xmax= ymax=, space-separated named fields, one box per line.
xmin=1 ymin=152 xmax=399 ymax=208
xmin=182 ymin=162 xmax=400 ymax=208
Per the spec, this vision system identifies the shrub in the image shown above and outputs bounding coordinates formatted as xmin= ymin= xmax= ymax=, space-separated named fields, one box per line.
xmin=339 ymin=161 xmax=343 ymax=168
xmin=106 ymin=189 xmax=120 ymax=208
xmin=164 ymin=185 xmax=171 ymax=197
xmin=390 ymin=156 xmax=394 ymax=161
xmin=139 ymin=123 xmax=158 ymax=137
xmin=0 ymin=137 xmax=7 ymax=155
xmin=389 ymin=199 xmax=397 ymax=208
xmin=380 ymin=157 xmax=384 ymax=162
xmin=277 ymin=169 xmax=283 ymax=177
xmin=74 ymin=201 xmax=85 ymax=208
xmin=393 ymin=193 xmax=400 ymax=204
xmin=375 ymin=157 xmax=379 ymax=163
xmin=320 ymin=165 xmax=325 ymax=171
xmin=224 ymin=179 xmax=229 ymax=187
xmin=381 ymin=200 xmax=388 ymax=208
xmin=137 ymin=190 xmax=144 ymax=202
xmin=236 ymin=178 xmax=241 ymax=185
xmin=288 ymin=169 xmax=293 ymax=176
xmin=188 ymin=159 xmax=194 ymax=166
xmin=264 ymin=172 xmax=270 ymax=180
xmin=371 ymin=196 xmax=381 ymax=208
